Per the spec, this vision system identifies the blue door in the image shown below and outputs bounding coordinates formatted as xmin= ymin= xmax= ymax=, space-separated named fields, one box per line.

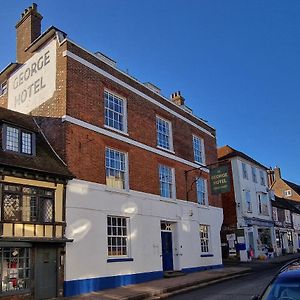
xmin=161 ymin=231 xmax=174 ymax=271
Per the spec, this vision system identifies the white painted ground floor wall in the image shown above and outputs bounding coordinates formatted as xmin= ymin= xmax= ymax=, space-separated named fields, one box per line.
xmin=64 ymin=179 xmax=223 ymax=296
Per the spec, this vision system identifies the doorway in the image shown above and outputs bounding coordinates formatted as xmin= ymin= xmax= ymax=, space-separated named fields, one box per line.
xmin=35 ymin=247 xmax=57 ymax=299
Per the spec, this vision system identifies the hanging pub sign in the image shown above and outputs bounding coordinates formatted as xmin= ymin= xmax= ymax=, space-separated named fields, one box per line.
xmin=210 ymin=164 xmax=231 ymax=194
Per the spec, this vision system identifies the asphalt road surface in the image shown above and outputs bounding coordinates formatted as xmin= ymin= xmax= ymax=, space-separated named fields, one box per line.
xmin=169 ymin=263 xmax=284 ymax=300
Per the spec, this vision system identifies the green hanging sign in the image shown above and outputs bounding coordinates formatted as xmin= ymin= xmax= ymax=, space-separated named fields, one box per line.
xmin=210 ymin=165 xmax=231 ymax=194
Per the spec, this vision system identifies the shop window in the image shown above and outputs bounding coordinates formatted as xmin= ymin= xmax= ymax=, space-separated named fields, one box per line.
xmin=275 ymin=230 xmax=281 ymax=248
xmin=107 ymin=216 xmax=129 ymax=257
xmin=200 ymin=224 xmax=210 ymax=253
xmin=2 ymin=184 xmax=54 ymax=223
xmin=287 ymin=231 xmax=293 ymax=247
xmin=0 ymin=247 xmax=30 ymax=293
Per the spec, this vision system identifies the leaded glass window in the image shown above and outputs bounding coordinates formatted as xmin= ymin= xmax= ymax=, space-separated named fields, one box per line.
xmin=6 ymin=126 xmax=19 ymax=152
xmin=2 ymin=184 xmax=54 ymax=223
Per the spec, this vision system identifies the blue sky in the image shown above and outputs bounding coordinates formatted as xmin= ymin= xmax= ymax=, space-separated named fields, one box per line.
xmin=1 ymin=1 xmax=299 ymax=183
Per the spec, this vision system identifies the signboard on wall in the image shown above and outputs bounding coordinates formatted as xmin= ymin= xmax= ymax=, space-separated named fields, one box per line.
xmin=8 ymin=39 xmax=56 ymax=114
xmin=210 ymin=164 xmax=231 ymax=194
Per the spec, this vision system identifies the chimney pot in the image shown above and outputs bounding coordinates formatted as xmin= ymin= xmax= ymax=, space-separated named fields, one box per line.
xmin=170 ymin=90 xmax=185 ymax=106
xmin=16 ymin=3 xmax=43 ymax=63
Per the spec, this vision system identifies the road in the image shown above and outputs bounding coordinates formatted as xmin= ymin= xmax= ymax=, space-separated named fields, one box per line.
xmin=169 ymin=262 xmax=284 ymax=300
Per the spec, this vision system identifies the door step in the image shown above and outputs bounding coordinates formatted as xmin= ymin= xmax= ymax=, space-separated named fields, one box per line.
xmin=164 ymin=271 xmax=186 ymax=278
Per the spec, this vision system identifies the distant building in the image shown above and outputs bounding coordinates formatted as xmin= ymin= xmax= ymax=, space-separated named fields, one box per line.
xmin=218 ymin=146 xmax=275 ymax=261
xmin=0 ymin=107 xmax=72 ymax=300
xmin=268 ymin=167 xmax=300 ymax=202
xmin=0 ymin=4 xmax=223 ymax=298
xmin=272 ymin=196 xmax=300 ymax=255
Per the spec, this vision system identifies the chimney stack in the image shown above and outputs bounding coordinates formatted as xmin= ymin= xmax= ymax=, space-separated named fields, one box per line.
xmin=267 ymin=167 xmax=275 ymax=187
xmin=274 ymin=166 xmax=281 ymax=180
xmin=170 ymin=91 xmax=185 ymax=106
xmin=15 ymin=3 xmax=43 ymax=63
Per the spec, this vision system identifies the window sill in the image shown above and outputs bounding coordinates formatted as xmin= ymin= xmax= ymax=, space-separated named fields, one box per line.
xmin=198 ymin=204 xmax=209 ymax=209
xmin=104 ymin=125 xmax=129 ymax=136
xmin=160 ymin=197 xmax=177 ymax=204
xmin=157 ymin=145 xmax=175 ymax=154
xmin=107 ymin=257 xmax=134 ymax=263
xmin=201 ymin=254 xmax=214 ymax=257
xmin=105 ymin=186 xmax=130 ymax=195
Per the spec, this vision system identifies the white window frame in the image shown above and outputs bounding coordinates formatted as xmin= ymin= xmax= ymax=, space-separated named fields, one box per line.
xmin=156 ymin=116 xmax=173 ymax=152
xmin=199 ymin=224 xmax=211 ymax=253
xmin=284 ymin=190 xmax=292 ymax=197
xmin=104 ymin=90 xmax=127 ymax=134
xmin=273 ymin=207 xmax=278 ymax=222
xmin=196 ymin=178 xmax=208 ymax=206
xmin=257 ymin=193 xmax=269 ymax=216
xmin=245 ymin=190 xmax=252 ymax=213
xmin=242 ymin=162 xmax=248 ymax=180
xmin=259 ymin=170 xmax=265 ymax=186
xmin=105 ymin=147 xmax=129 ymax=190
xmin=193 ymin=135 xmax=205 ymax=165
xmin=107 ymin=215 xmax=130 ymax=258
xmin=251 ymin=167 xmax=257 ymax=183
xmin=285 ymin=210 xmax=291 ymax=223
xmin=159 ymin=165 xmax=176 ymax=199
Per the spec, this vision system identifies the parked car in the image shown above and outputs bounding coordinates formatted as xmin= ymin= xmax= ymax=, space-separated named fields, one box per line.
xmin=252 ymin=259 xmax=300 ymax=300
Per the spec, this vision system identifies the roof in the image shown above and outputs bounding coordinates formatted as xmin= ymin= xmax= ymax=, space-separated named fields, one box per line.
xmin=283 ymin=179 xmax=300 ymax=195
xmin=272 ymin=196 xmax=300 ymax=214
xmin=0 ymin=107 xmax=72 ymax=179
xmin=217 ymin=145 xmax=267 ymax=170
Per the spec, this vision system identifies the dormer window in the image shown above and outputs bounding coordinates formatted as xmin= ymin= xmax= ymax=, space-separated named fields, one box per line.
xmin=3 ymin=124 xmax=35 ymax=155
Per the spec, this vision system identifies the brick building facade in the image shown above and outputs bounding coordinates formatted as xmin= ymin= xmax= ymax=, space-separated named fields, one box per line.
xmin=218 ymin=146 xmax=275 ymax=261
xmin=0 ymin=4 xmax=223 ymax=297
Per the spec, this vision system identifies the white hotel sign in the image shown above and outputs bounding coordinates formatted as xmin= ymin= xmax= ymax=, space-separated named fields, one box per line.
xmin=8 ymin=40 xmax=56 ymax=114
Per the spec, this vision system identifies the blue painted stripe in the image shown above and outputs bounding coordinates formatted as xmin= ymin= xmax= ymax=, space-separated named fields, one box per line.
xmin=107 ymin=257 xmax=134 ymax=263
xmin=200 ymin=254 xmax=214 ymax=257
xmin=182 ymin=264 xmax=223 ymax=273
xmin=64 ymin=270 xmax=164 ymax=297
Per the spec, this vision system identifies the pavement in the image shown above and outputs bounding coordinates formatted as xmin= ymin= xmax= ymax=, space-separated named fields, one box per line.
xmin=63 ymin=253 xmax=300 ymax=300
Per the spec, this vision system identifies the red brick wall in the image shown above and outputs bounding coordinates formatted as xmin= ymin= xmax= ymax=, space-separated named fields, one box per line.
xmin=64 ymin=122 xmax=221 ymax=206
xmin=0 ymin=94 xmax=8 ymax=108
